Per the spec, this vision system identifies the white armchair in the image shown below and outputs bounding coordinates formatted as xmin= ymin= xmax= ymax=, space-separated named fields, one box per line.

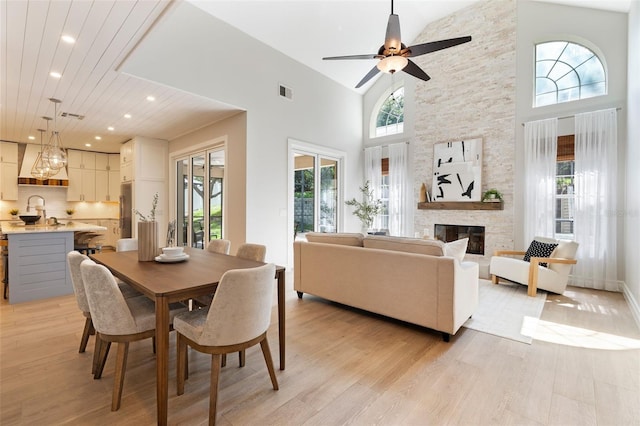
xmin=490 ymin=237 xmax=578 ymax=296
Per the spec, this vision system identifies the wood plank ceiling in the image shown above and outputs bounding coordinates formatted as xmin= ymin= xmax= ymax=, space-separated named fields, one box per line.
xmin=1 ymin=0 xmax=239 ymax=153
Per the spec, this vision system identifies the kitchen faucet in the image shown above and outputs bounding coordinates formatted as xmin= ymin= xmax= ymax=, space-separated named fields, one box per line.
xmin=26 ymin=195 xmax=46 ymax=224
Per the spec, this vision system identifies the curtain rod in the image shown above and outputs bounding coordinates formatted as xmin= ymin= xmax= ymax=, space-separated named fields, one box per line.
xmin=363 ymin=141 xmax=410 ymax=151
xmin=521 ymin=106 xmax=622 ymax=126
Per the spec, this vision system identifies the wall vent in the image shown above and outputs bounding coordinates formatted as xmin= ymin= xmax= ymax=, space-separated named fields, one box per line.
xmin=279 ymin=84 xmax=293 ymax=100
xmin=60 ymin=112 xmax=85 ymax=120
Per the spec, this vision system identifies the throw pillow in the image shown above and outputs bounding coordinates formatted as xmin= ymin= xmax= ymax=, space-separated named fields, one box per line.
xmin=444 ymin=238 xmax=468 ymax=262
xmin=523 ymin=240 xmax=558 ymax=267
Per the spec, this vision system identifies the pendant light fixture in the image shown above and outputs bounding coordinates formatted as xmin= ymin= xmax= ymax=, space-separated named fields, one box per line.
xmin=30 ymin=117 xmax=54 ymax=179
xmin=42 ymin=98 xmax=67 ymax=170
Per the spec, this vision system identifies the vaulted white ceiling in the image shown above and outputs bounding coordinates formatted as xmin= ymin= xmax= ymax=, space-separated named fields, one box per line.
xmin=0 ymin=0 xmax=631 ymax=153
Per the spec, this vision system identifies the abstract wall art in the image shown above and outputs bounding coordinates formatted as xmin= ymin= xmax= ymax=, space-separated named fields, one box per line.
xmin=432 ymin=138 xmax=483 ymax=201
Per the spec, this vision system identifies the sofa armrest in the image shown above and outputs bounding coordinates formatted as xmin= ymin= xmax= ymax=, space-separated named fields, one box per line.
xmin=528 ymin=257 xmax=577 ymax=296
xmin=493 ymin=250 xmax=526 ymax=257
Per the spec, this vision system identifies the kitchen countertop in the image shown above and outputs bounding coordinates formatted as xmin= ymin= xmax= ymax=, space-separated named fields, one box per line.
xmin=0 ymin=221 xmax=107 ymax=235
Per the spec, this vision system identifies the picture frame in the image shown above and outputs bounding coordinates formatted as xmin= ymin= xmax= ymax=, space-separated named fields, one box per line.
xmin=431 ymin=138 xmax=483 ymax=202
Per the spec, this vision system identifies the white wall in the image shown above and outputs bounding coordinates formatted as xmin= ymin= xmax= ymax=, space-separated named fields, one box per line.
xmin=515 ymin=1 xmax=628 ymax=281
xmin=118 ymin=2 xmax=363 ymax=266
xmin=625 ymin=1 xmax=640 ymax=322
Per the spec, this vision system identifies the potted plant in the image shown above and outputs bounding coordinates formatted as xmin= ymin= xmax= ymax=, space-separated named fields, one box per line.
xmin=9 ymin=208 xmax=19 ymax=219
xmin=345 ymin=181 xmax=383 ymax=233
xmin=66 ymin=208 xmax=75 ymax=218
xmin=481 ymin=189 xmax=503 ymax=202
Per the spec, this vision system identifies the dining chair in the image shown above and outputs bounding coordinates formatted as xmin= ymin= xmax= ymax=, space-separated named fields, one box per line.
xmin=174 ymin=263 xmax=279 ymax=425
xmin=116 ymin=238 xmax=138 ymax=252
xmin=206 ymin=239 xmax=231 ymax=255
xmin=79 ymin=259 xmax=187 ymax=411
xmin=67 ymin=251 xmax=139 ymax=355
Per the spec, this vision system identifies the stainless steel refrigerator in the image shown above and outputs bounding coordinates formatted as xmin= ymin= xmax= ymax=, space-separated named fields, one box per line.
xmin=119 ymin=182 xmax=132 ymax=238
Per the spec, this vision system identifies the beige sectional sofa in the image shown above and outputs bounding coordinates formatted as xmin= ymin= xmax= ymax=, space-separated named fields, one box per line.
xmin=293 ymin=233 xmax=479 ymax=341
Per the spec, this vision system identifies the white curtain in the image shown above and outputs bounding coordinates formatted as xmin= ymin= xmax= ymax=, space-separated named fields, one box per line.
xmin=523 ymin=118 xmax=558 ymax=243
xmin=388 ymin=142 xmax=411 ymax=237
xmin=364 ymin=146 xmax=382 ymax=230
xmin=573 ymin=108 xmax=618 ymax=291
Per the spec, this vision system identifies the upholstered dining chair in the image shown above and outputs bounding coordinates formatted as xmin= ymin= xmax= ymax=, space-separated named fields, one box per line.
xmin=236 ymin=243 xmax=266 ymax=262
xmin=490 ymin=236 xmax=579 ymax=296
xmin=116 ymin=238 xmax=138 ymax=252
xmin=174 ymin=263 xmax=279 ymax=425
xmin=67 ymin=251 xmax=139 ymax=355
xmin=79 ymin=259 xmax=186 ymax=411
xmin=207 ymin=239 xmax=231 ymax=255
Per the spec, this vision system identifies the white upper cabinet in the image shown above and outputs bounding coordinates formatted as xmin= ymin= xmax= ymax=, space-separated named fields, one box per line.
xmin=0 ymin=142 xmax=19 ymax=200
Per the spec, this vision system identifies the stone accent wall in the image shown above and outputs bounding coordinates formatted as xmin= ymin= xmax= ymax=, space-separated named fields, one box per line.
xmin=413 ymin=0 xmax=517 ymax=265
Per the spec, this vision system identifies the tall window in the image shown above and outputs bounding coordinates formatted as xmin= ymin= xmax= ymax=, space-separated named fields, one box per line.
xmin=556 ymin=136 xmax=575 ymax=239
xmin=535 ymin=41 xmax=606 ymax=107
xmin=293 ymin=153 xmax=339 ymax=235
xmin=175 ymin=147 xmax=224 ymax=248
xmin=374 ymin=87 xmax=404 ymax=137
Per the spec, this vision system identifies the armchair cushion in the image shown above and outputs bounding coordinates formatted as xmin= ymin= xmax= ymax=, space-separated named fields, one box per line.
xmin=523 ymin=240 xmax=558 ymax=267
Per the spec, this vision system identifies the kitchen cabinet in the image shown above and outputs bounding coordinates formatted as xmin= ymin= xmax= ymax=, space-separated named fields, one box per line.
xmin=0 ymin=142 xmax=18 ymax=200
xmin=120 ymin=141 xmax=133 ymax=182
xmin=68 ymin=150 xmax=120 ymax=202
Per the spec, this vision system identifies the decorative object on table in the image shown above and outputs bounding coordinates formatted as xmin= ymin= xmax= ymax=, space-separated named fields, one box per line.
xmin=481 ymin=188 xmax=503 ymax=202
xmin=19 ymin=215 xmax=41 ymax=225
xmin=432 ymin=138 xmax=482 ymax=202
xmin=345 ymin=180 xmax=382 ymax=233
xmin=66 ymin=208 xmax=75 ymax=218
xmin=9 ymin=208 xmax=19 ymax=219
xmin=134 ymin=193 xmax=159 ymax=261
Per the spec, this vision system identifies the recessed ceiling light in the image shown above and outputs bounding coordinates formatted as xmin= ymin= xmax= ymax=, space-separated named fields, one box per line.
xmin=28 ymin=135 xmax=35 ymax=140
xmin=107 ymin=126 xmax=114 ymax=131
xmin=124 ymin=113 xmax=131 ymax=119
xmin=146 ymin=95 xmax=156 ymax=102
xmin=61 ymin=35 xmax=76 ymax=44
xmin=50 ymin=71 xmax=62 ymax=78
xmin=95 ymin=136 xmax=101 ymax=140
xmin=85 ymin=143 xmax=92 ymax=147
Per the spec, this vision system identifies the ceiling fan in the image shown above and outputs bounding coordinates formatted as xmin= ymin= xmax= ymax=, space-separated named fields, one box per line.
xmin=323 ymin=0 xmax=472 ymax=88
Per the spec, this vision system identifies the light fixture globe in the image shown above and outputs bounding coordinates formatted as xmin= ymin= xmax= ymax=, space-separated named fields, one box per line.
xmin=31 ymin=128 xmax=53 ymax=180
xmin=376 ymin=55 xmax=408 ymax=74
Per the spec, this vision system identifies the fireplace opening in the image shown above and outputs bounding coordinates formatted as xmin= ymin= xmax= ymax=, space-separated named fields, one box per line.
xmin=434 ymin=224 xmax=485 ymax=255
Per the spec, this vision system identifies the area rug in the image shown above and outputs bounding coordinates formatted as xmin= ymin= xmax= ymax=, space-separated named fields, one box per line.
xmin=463 ymin=279 xmax=547 ymax=344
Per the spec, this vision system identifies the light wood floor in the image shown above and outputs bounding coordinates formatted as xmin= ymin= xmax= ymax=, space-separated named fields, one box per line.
xmin=1 ymin=273 xmax=639 ymax=425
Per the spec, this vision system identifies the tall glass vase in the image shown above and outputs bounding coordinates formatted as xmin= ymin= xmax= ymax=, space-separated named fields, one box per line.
xmin=138 ymin=221 xmax=158 ymax=261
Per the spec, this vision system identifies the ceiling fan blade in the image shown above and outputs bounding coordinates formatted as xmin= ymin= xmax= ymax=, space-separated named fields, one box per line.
xmin=323 ymin=54 xmax=378 ymax=61
xmin=355 ymin=65 xmax=381 ymax=88
xmin=407 ymin=36 xmax=472 ymax=57
xmin=384 ymin=14 xmax=402 ymax=53
xmin=402 ymin=59 xmax=430 ymax=82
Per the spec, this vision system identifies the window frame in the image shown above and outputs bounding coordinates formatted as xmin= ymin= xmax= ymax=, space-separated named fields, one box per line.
xmin=371 ymin=85 xmax=405 ymax=138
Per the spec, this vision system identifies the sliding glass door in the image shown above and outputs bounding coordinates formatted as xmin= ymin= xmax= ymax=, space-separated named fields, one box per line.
xmin=293 ymin=152 xmax=339 ymax=236
xmin=175 ymin=147 xmax=225 ymax=248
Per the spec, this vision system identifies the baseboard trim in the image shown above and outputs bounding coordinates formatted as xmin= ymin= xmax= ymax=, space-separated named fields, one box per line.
xmin=620 ymin=281 xmax=640 ymax=331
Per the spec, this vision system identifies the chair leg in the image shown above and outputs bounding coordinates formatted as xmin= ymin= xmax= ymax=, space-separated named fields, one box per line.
xmin=112 ymin=342 xmax=129 ymax=411
xmin=94 ymin=338 xmax=111 ymax=380
xmin=221 ymin=353 xmax=226 ymax=367
xmin=259 ymin=338 xmax=279 ymax=391
xmin=177 ymin=334 xmax=187 ymax=395
xmin=92 ymin=333 xmax=101 ymax=375
xmin=79 ymin=318 xmax=94 ymax=353
xmin=239 ymin=350 xmax=245 ymax=367
xmin=209 ymin=354 xmax=222 ymax=426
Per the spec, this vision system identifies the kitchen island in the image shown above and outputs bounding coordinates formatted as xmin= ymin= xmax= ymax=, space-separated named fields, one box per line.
xmin=1 ymin=221 xmax=107 ymax=304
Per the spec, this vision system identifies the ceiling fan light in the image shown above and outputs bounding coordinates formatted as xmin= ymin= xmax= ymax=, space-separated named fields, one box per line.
xmin=377 ymin=55 xmax=408 ymax=74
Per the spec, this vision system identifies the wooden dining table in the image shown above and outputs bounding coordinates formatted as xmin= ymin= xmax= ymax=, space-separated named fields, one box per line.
xmin=90 ymin=248 xmax=286 ymax=425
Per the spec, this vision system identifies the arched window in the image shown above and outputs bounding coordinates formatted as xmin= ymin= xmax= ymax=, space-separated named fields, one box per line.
xmin=535 ymin=41 xmax=606 ymax=107
xmin=374 ymin=87 xmax=404 ymax=137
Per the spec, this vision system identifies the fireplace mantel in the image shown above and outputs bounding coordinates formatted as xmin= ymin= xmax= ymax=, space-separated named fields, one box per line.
xmin=417 ymin=201 xmax=503 ymax=210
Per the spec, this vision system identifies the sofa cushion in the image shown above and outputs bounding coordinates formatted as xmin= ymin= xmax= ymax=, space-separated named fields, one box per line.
xmin=444 ymin=238 xmax=469 ymax=262
xmin=363 ymin=235 xmax=445 ymax=256
xmin=523 ymin=239 xmax=558 ymax=267
xmin=305 ymin=232 xmax=364 ymax=246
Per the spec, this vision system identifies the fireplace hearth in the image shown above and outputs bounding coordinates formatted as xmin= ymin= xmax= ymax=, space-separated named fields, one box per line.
xmin=434 ymin=224 xmax=485 ymax=255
